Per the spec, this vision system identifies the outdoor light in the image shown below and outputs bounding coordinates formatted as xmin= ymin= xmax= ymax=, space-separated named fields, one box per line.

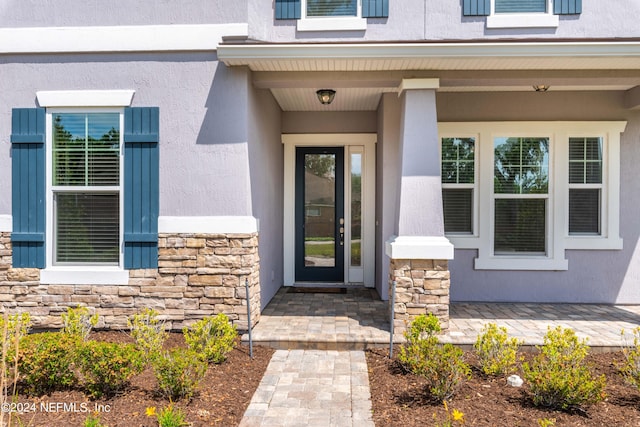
xmin=316 ymin=89 xmax=336 ymax=105
xmin=533 ymin=84 xmax=550 ymax=92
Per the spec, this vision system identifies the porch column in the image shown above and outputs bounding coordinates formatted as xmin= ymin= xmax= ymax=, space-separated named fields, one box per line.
xmin=386 ymin=79 xmax=454 ymax=338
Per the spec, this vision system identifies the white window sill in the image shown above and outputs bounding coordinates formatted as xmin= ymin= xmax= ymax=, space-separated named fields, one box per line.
xmin=487 ymin=13 xmax=559 ymax=28
xmin=297 ymin=17 xmax=367 ymax=32
xmin=446 ymin=235 xmax=479 ymax=249
xmin=41 ymin=267 xmax=129 ymax=285
xmin=565 ymin=236 xmax=623 ymax=250
xmin=475 ymin=256 xmax=568 ymax=271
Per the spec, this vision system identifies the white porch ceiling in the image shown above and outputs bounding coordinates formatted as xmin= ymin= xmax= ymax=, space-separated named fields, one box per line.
xmin=218 ymin=40 xmax=640 ymax=112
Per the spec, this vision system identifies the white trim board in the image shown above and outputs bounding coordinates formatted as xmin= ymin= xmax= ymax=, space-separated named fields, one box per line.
xmin=158 ymin=216 xmax=259 ymax=234
xmin=37 ymin=90 xmax=135 ymax=107
xmin=0 ymin=23 xmax=248 ymax=54
xmin=0 ymin=215 xmax=11 ymax=232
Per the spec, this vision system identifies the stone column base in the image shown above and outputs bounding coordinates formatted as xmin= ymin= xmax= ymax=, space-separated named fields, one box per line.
xmin=389 ymin=259 xmax=450 ymax=337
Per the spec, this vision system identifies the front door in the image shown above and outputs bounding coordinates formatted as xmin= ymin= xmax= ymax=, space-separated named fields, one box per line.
xmin=295 ymin=147 xmax=344 ymax=282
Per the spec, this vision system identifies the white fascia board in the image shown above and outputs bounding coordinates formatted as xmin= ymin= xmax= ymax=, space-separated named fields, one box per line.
xmin=385 ymin=235 xmax=454 ymax=260
xmin=0 ymin=23 xmax=248 ymax=54
xmin=218 ymin=41 xmax=640 ymax=63
xmin=158 ymin=216 xmax=259 ymax=234
xmin=37 ymin=90 xmax=135 ymax=107
xmin=0 ymin=215 xmax=11 ymax=232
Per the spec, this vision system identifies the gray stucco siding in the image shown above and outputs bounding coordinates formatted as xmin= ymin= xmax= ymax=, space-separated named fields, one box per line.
xmin=0 ymin=53 xmax=254 ymax=217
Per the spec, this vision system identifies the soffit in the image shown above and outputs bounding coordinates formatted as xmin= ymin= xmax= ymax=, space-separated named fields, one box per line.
xmin=217 ymin=41 xmax=640 ymax=111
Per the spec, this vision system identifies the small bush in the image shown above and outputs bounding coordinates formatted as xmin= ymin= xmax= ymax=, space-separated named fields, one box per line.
xmin=75 ymin=341 xmax=145 ymax=398
xmin=152 ymin=348 xmax=208 ymax=401
xmin=523 ymin=326 xmax=606 ymax=410
xmin=18 ymin=332 xmax=77 ymax=395
xmin=474 ymin=323 xmax=522 ymax=376
xmin=128 ymin=308 xmax=167 ymax=361
xmin=83 ymin=414 xmax=106 ymax=427
xmin=156 ymin=404 xmax=189 ymax=427
xmin=398 ymin=314 xmax=471 ymax=401
xmin=62 ymin=306 xmax=98 ymax=341
xmin=183 ymin=314 xmax=237 ymax=364
xmin=620 ymin=327 xmax=640 ymax=389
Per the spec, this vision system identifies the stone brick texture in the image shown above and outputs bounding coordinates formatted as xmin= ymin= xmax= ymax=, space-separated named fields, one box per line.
xmin=389 ymin=258 xmax=450 ymax=339
xmin=0 ymin=232 xmax=260 ymax=332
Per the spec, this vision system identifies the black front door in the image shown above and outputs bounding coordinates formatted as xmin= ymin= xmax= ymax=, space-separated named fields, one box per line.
xmin=295 ymin=147 xmax=345 ymax=282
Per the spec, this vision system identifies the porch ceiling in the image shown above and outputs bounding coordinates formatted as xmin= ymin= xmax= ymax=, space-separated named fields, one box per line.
xmin=217 ymin=40 xmax=640 ymax=111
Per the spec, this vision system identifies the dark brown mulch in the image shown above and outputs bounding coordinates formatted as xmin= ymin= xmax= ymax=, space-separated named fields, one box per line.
xmin=367 ymin=348 xmax=640 ymax=426
xmin=5 ymin=331 xmax=274 ymax=427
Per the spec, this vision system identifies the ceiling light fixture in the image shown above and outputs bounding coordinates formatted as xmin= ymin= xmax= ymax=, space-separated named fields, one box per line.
xmin=533 ymin=85 xmax=550 ymax=92
xmin=316 ymin=89 xmax=336 ymax=105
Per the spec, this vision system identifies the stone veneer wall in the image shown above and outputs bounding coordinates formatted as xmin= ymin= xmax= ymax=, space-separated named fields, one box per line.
xmin=389 ymin=259 xmax=450 ymax=338
xmin=0 ymin=231 xmax=260 ymax=331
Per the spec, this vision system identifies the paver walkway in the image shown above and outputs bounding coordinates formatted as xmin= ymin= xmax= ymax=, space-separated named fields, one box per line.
xmin=239 ymin=349 xmax=374 ymax=427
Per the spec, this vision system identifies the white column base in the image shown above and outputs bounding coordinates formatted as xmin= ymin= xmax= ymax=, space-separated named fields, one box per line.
xmin=385 ymin=235 xmax=454 ymax=260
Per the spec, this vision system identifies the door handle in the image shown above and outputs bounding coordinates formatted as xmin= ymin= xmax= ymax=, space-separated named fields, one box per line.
xmin=339 ymin=218 xmax=344 ymax=246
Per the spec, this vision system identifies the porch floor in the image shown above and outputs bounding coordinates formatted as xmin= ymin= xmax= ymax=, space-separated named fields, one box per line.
xmin=242 ymin=287 xmax=640 ymax=351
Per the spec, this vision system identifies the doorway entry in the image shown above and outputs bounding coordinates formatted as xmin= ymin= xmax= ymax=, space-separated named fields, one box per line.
xmin=283 ymin=134 xmax=376 ymax=287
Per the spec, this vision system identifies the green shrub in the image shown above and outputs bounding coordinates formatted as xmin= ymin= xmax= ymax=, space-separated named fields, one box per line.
xmin=156 ymin=404 xmax=189 ymax=427
xmin=398 ymin=314 xmax=471 ymax=401
xmin=474 ymin=323 xmax=522 ymax=376
xmin=62 ymin=306 xmax=98 ymax=341
xmin=620 ymin=327 xmax=640 ymax=389
xmin=183 ymin=314 xmax=237 ymax=364
xmin=523 ymin=326 xmax=606 ymax=410
xmin=75 ymin=341 xmax=145 ymax=398
xmin=128 ymin=308 xmax=167 ymax=361
xmin=83 ymin=414 xmax=106 ymax=427
xmin=17 ymin=332 xmax=77 ymax=395
xmin=152 ymin=348 xmax=207 ymax=401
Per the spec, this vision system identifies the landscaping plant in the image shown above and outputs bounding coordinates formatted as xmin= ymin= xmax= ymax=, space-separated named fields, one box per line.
xmin=0 ymin=313 xmax=30 ymax=427
xmin=62 ymin=306 xmax=98 ymax=341
xmin=398 ymin=314 xmax=471 ymax=401
xmin=523 ymin=325 xmax=606 ymax=410
xmin=75 ymin=340 xmax=145 ymax=398
xmin=83 ymin=413 xmax=107 ymax=427
xmin=183 ymin=313 xmax=237 ymax=363
xmin=154 ymin=404 xmax=189 ymax=427
xmin=474 ymin=322 xmax=522 ymax=376
xmin=17 ymin=332 xmax=77 ymax=395
xmin=152 ymin=347 xmax=208 ymax=401
xmin=620 ymin=326 xmax=640 ymax=389
xmin=128 ymin=308 xmax=168 ymax=361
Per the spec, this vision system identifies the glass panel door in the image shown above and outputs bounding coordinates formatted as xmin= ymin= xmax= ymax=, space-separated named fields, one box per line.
xmin=295 ymin=147 xmax=344 ymax=282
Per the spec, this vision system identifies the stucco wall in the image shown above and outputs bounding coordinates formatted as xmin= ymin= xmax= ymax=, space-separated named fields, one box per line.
xmin=0 ymin=0 xmax=247 ymax=27
xmin=249 ymin=0 xmax=640 ymax=42
xmin=282 ymin=112 xmax=377 ymax=134
xmin=436 ymin=91 xmax=640 ymax=304
xmin=248 ymin=78 xmax=284 ymax=309
xmin=0 ymin=53 xmax=254 ymax=217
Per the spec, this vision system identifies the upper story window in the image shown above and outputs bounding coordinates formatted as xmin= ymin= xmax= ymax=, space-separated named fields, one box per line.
xmin=275 ymin=0 xmax=388 ymax=32
xmin=462 ymin=0 xmax=581 ymax=28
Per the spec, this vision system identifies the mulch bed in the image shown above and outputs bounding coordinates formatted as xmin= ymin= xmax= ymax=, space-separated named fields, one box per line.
xmin=5 ymin=331 xmax=274 ymax=427
xmin=367 ymin=348 xmax=640 ymax=426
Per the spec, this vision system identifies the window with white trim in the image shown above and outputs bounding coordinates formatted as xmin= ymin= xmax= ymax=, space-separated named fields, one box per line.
xmin=439 ymin=122 xmax=625 ymax=271
xmin=298 ymin=0 xmax=366 ymax=31
xmin=487 ymin=0 xmax=558 ymax=28
xmin=441 ymin=137 xmax=476 ymax=235
xmin=50 ymin=111 xmax=123 ymax=266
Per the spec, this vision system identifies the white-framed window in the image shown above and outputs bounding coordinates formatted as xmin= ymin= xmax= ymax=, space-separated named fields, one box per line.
xmin=43 ymin=108 xmax=128 ymax=284
xmin=439 ymin=122 xmax=626 ymax=271
xmin=441 ymin=137 xmax=477 ymax=236
xmin=487 ymin=0 xmax=559 ymax=28
xmin=297 ymin=0 xmax=367 ymax=31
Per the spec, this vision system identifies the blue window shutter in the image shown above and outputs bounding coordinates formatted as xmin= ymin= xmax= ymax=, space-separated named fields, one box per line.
xmin=10 ymin=108 xmax=46 ymax=268
xmin=275 ymin=0 xmax=301 ymax=19
xmin=363 ymin=0 xmax=389 ymax=18
xmin=463 ymin=0 xmax=491 ymax=16
xmin=554 ymin=0 xmax=581 ymax=14
xmin=124 ymin=107 xmax=159 ymax=269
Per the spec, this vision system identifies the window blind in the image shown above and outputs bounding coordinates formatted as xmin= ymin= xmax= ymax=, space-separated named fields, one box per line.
xmin=568 ymin=137 xmax=602 ymax=235
xmin=495 ymin=0 xmax=546 ymax=13
xmin=307 ymin=0 xmax=357 ymax=16
xmin=443 ymin=189 xmax=473 ymax=234
xmin=495 ymin=199 xmax=546 ymax=254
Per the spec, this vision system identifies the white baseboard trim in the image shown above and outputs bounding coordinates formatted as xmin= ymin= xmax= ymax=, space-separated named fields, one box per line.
xmin=158 ymin=216 xmax=259 ymax=234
